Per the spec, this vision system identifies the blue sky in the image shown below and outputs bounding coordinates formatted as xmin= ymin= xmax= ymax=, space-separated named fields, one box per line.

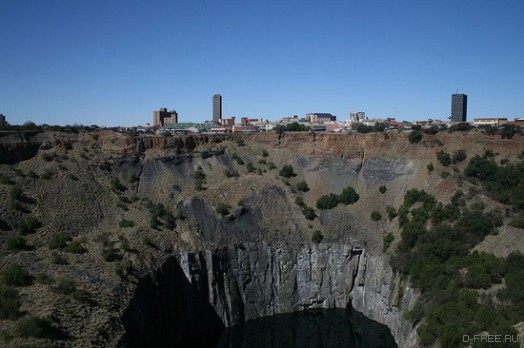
xmin=1 ymin=0 xmax=523 ymax=126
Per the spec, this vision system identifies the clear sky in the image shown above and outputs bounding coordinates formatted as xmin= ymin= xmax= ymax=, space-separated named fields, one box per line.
xmin=1 ymin=0 xmax=523 ymax=126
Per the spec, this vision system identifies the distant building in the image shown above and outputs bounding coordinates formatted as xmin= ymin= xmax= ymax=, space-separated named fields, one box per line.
xmin=213 ymin=94 xmax=222 ymax=124
xmin=473 ymin=118 xmax=508 ymax=127
xmin=220 ymin=117 xmax=235 ymax=127
xmin=0 ymin=114 xmax=6 ymax=126
xmin=305 ymin=113 xmax=336 ymax=123
xmin=153 ymin=108 xmax=178 ymax=128
xmin=451 ymin=94 xmax=468 ymax=122
xmin=349 ymin=112 xmax=366 ymax=123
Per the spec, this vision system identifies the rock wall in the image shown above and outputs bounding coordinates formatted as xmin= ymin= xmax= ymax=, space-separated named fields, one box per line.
xmin=121 ymin=242 xmax=416 ymax=347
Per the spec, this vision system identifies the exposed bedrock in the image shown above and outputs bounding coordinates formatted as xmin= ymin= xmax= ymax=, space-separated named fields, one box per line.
xmin=121 ymin=243 xmax=418 ymax=347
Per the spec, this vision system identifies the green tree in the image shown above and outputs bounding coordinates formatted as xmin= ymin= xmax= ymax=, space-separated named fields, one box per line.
xmin=339 ymin=186 xmax=359 ymax=205
xmin=296 ymin=180 xmax=310 ymax=192
xmin=312 ymin=230 xmax=324 ymax=243
xmin=371 ymin=210 xmax=382 ymax=221
xmin=279 ymin=164 xmax=296 ymax=178
xmin=409 ymin=130 xmax=423 ymax=143
xmin=316 ymin=193 xmax=340 ymax=210
xmin=437 ymin=150 xmax=451 ymax=166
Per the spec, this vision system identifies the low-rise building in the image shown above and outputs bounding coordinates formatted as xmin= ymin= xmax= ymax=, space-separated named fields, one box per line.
xmin=473 ymin=118 xmax=508 ymax=127
xmin=153 ymin=108 xmax=178 ymax=128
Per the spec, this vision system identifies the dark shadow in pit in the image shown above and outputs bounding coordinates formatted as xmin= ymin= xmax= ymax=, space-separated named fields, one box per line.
xmin=214 ymin=309 xmax=398 ymax=348
xmin=120 ymin=256 xmax=224 ymax=348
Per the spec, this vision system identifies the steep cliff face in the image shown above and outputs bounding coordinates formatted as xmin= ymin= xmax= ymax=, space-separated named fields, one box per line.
xmin=124 ymin=242 xmax=368 ymax=346
xmin=121 ymin=242 xmax=413 ymax=347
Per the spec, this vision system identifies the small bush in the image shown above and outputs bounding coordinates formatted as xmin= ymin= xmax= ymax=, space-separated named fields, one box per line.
xmin=10 ymin=186 xmax=24 ymax=201
xmin=26 ymin=170 xmax=39 ymax=179
xmin=427 ymin=163 xmax=435 ymax=172
xmin=110 ymin=178 xmax=127 ymax=192
xmin=0 ymin=173 xmax=15 ymax=185
xmin=409 ymin=130 xmax=423 ymax=143
xmin=371 ymin=210 xmax=383 ymax=221
xmin=72 ymin=289 xmax=91 ymax=303
xmin=15 ymin=217 xmax=42 ymax=235
xmin=262 ymin=149 xmax=269 ymax=157
xmin=54 ymin=277 xmax=76 ymax=295
xmin=379 ymin=185 xmax=387 ymax=194
xmin=316 ymin=193 xmax=340 ymax=210
xmin=36 ymin=273 xmax=53 ymax=285
xmin=224 ymin=169 xmax=239 ymax=178
xmin=102 ymin=248 xmax=121 ymax=262
xmin=279 ymin=164 xmax=296 ymax=178
xmin=302 ymin=206 xmax=316 ymax=220
xmin=117 ymin=202 xmax=129 ymax=211
xmin=267 ymin=162 xmax=277 ymax=170
xmin=41 ymin=170 xmax=54 ymax=180
xmin=246 ymin=162 xmax=256 ymax=173
xmin=6 ymin=235 xmax=32 ymax=251
xmin=42 ymin=153 xmax=54 ymax=162
xmin=452 ymin=149 xmax=467 ymax=164
xmin=216 ymin=203 xmax=231 ymax=216
xmin=437 ymin=150 xmax=451 ymax=167
xmin=386 ymin=206 xmax=398 ymax=221
xmin=312 ymin=230 xmax=324 ymax=243
xmin=0 ymin=286 xmax=20 ymax=319
xmin=295 ymin=196 xmax=305 ymax=208
xmin=1 ymin=264 xmax=32 ymax=286
xmin=67 ymin=173 xmax=78 ymax=181
xmin=296 ymin=181 xmax=310 ymax=192
xmin=231 ymin=153 xmax=244 ymax=165
xmin=64 ymin=240 xmax=86 ymax=254
xmin=17 ymin=316 xmax=55 ymax=339
xmin=509 ymin=218 xmax=524 ymax=229
xmin=51 ymin=252 xmax=68 ymax=265
xmin=383 ymin=233 xmax=394 ymax=251
xmin=48 ymin=232 xmax=71 ymax=250
xmin=339 ymin=186 xmax=359 ymax=205
xmin=118 ymin=219 xmax=135 ymax=228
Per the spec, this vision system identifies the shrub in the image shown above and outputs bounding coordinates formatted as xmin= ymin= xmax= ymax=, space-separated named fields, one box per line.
xmin=302 ymin=206 xmax=316 ymax=220
xmin=110 ymin=178 xmax=127 ymax=192
xmin=36 ymin=273 xmax=53 ymax=285
xmin=500 ymin=124 xmax=516 ymax=139
xmin=26 ymin=170 xmax=39 ymax=179
xmin=437 ymin=150 xmax=451 ymax=166
xmin=296 ymin=181 xmax=310 ymax=192
xmin=117 ymin=202 xmax=129 ymax=211
xmin=118 ymin=219 xmax=135 ymax=228
xmin=6 ymin=235 xmax=32 ymax=251
xmin=54 ymin=277 xmax=76 ymax=295
xmin=383 ymin=233 xmax=394 ymax=251
xmin=51 ymin=252 xmax=68 ymax=265
xmin=1 ymin=264 xmax=32 ymax=286
xmin=102 ymin=248 xmax=121 ymax=262
xmin=224 ymin=169 xmax=239 ymax=178
xmin=371 ymin=211 xmax=382 ymax=221
xmin=312 ymin=230 xmax=324 ymax=243
xmin=409 ymin=130 xmax=423 ymax=143
xmin=72 ymin=289 xmax=91 ymax=303
xmin=15 ymin=217 xmax=42 ymax=234
xmin=246 ymin=162 xmax=256 ymax=173
xmin=10 ymin=186 xmax=25 ymax=201
xmin=231 ymin=153 xmax=244 ymax=165
xmin=262 ymin=149 xmax=269 ymax=157
xmin=0 ymin=173 xmax=15 ymax=185
xmin=386 ymin=206 xmax=398 ymax=221
xmin=449 ymin=122 xmax=471 ymax=132
xmin=17 ymin=316 xmax=55 ymax=339
xmin=379 ymin=185 xmax=387 ymax=194
xmin=279 ymin=164 xmax=296 ymax=178
xmin=339 ymin=186 xmax=359 ymax=205
xmin=295 ymin=196 xmax=305 ymax=208
xmin=41 ymin=170 xmax=54 ymax=179
xmin=267 ymin=162 xmax=277 ymax=170
xmin=509 ymin=218 xmax=524 ymax=229
xmin=452 ymin=149 xmax=467 ymax=164
xmin=0 ymin=286 xmax=20 ymax=319
xmin=216 ymin=203 xmax=231 ymax=216
xmin=427 ymin=163 xmax=434 ymax=172
xmin=316 ymin=193 xmax=340 ymax=210
xmin=64 ymin=240 xmax=86 ymax=254
xmin=42 ymin=153 xmax=54 ymax=162
xmin=67 ymin=173 xmax=78 ymax=181
xmin=48 ymin=232 xmax=71 ymax=250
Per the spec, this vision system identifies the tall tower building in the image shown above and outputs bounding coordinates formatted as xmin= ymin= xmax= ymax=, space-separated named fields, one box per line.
xmin=451 ymin=94 xmax=468 ymax=122
xmin=213 ymin=94 xmax=222 ymax=124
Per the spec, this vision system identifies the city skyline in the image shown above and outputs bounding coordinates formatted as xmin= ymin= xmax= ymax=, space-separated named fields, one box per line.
xmin=1 ymin=0 xmax=523 ymax=126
